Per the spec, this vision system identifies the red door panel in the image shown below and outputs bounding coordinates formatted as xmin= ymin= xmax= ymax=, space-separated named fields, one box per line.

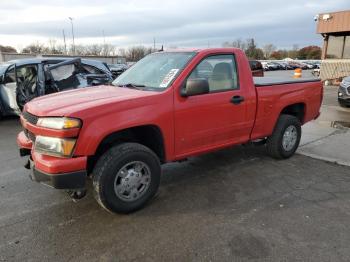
xmin=174 ymin=89 xmax=253 ymax=157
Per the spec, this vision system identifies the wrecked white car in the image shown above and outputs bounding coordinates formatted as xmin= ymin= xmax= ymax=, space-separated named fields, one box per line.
xmin=0 ymin=58 xmax=113 ymax=118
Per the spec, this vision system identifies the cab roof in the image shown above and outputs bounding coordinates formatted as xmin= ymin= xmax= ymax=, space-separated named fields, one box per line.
xmin=5 ymin=57 xmax=105 ymax=67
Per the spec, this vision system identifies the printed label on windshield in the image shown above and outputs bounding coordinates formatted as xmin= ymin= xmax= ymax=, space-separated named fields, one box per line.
xmin=160 ymin=69 xmax=179 ymax=88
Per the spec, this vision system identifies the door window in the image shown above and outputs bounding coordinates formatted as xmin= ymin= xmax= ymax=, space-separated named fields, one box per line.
xmin=82 ymin=64 xmax=104 ymax=74
xmin=15 ymin=65 xmax=39 ymax=109
xmin=4 ymin=66 xmax=16 ymax=84
xmin=188 ymin=55 xmax=239 ymax=92
xmin=16 ymin=65 xmax=38 ymax=92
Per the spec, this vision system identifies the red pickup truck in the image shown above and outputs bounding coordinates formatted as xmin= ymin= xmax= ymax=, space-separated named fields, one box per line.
xmin=17 ymin=48 xmax=323 ymax=213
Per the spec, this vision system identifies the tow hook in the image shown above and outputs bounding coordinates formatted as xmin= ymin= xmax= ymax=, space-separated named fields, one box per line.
xmin=67 ymin=189 xmax=87 ymax=202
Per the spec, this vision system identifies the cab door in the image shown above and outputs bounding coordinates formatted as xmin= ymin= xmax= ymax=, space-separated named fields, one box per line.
xmin=174 ymin=54 xmax=253 ymax=157
xmin=0 ymin=65 xmax=20 ymax=113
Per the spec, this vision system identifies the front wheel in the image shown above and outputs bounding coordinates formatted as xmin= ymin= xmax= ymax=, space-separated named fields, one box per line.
xmin=92 ymin=143 xmax=161 ymax=214
xmin=266 ymin=115 xmax=301 ymax=159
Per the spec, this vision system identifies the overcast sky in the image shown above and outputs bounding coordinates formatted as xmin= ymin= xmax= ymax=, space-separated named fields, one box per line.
xmin=0 ymin=0 xmax=349 ymax=51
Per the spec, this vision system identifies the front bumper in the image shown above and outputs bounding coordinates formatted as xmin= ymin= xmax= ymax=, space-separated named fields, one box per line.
xmin=17 ymin=130 xmax=88 ymax=189
xmin=338 ymin=98 xmax=350 ymax=106
xmin=17 ymin=130 xmax=32 ymax=150
xmin=23 ymin=156 xmax=87 ymax=189
xmin=338 ymin=86 xmax=350 ymax=105
xmin=27 ymin=158 xmax=86 ymax=189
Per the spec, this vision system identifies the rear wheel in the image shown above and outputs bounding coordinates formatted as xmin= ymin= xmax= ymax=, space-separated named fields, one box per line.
xmin=92 ymin=142 xmax=161 ymax=214
xmin=266 ymin=115 xmax=301 ymax=159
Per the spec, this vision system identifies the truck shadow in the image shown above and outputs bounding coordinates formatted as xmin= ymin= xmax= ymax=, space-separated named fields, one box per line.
xmin=140 ymin=145 xmax=282 ymax=216
xmin=78 ymin=144 xmax=276 ymax=216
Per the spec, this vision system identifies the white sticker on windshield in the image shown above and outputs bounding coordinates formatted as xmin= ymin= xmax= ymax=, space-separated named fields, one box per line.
xmin=160 ymin=69 xmax=179 ymax=88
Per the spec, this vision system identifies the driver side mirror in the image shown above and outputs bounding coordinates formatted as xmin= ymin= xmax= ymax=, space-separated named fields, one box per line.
xmin=0 ymin=74 xmax=4 ymax=84
xmin=181 ymin=78 xmax=209 ymax=97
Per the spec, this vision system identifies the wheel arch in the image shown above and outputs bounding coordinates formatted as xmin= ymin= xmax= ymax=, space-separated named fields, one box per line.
xmin=279 ymin=102 xmax=306 ymax=123
xmin=87 ymin=124 xmax=166 ymax=174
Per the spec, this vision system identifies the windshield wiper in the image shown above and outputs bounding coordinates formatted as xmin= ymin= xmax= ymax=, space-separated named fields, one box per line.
xmin=116 ymin=83 xmax=146 ymax=89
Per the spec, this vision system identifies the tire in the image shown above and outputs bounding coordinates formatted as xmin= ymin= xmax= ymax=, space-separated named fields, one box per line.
xmin=92 ymin=142 xmax=161 ymax=214
xmin=266 ymin=114 xmax=301 ymax=159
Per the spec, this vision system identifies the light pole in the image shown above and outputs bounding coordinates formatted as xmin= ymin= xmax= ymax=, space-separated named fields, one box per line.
xmin=68 ymin=17 xmax=75 ymax=55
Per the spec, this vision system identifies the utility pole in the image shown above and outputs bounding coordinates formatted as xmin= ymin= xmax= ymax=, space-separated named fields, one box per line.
xmin=62 ymin=29 xmax=67 ymax=54
xmin=153 ymin=37 xmax=156 ymax=52
xmin=68 ymin=17 xmax=75 ymax=55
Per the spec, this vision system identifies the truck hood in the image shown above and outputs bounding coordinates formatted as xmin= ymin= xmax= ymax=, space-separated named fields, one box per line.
xmin=24 ymin=85 xmax=157 ymax=117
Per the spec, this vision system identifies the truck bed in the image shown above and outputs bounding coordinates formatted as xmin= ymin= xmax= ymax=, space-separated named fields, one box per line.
xmin=254 ymin=77 xmax=320 ymax=87
xmin=250 ymin=77 xmax=323 ymax=141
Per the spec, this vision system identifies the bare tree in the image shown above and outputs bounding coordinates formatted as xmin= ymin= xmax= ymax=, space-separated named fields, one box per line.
xmin=127 ymin=46 xmax=147 ymax=61
xmin=19 ymin=42 xmax=153 ymax=61
xmin=74 ymin=44 xmax=87 ymax=55
xmin=245 ymin=38 xmax=264 ymax=59
xmin=102 ymin=44 xmax=116 ymax=56
xmin=0 ymin=45 xmax=17 ymax=53
xmin=287 ymin=44 xmax=299 ymax=59
xmin=232 ymin=39 xmax=247 ymax=50
xmin=87 ymin=44 xmax=103 ymax=56
xmin=222 ymin=38 xmax=247 ymax=50
xmin=22 ymin=42 xmax=48 ymax=54
xmin=48 ymin=39 xmax=56 ymax=52
xmin=46 ymin=39 xmax=64 ymax=54
xmin=262 ymin=44 xmax=276 ymax=59
xmin=118 ymin=48 xmax=127 ymax=57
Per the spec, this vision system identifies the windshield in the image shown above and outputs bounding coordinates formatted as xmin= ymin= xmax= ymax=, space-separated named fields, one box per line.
xmin=0 ymin=63 xmax=11 ymax=75
xmin=112 ymin=52 xmax=196 ymax=90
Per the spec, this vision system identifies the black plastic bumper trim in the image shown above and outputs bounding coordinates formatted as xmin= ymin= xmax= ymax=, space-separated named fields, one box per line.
xmin=29 ymin=165 xmax=87 ymax=190
xmin=20 ymin=148 xmax=31 ymax=157
xmin=338 ymin=98 xmax=350 ymax=106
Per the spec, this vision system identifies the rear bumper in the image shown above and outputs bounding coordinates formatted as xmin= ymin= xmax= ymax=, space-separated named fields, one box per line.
xmin=28 ymin=158 xmax=86 ymax=189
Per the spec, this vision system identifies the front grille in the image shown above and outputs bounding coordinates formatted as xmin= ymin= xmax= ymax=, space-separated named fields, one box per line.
xmin=22 ymin=111 xmax=39 ymax=125
xmin=24 ymin=129 xmax=36 ymax=142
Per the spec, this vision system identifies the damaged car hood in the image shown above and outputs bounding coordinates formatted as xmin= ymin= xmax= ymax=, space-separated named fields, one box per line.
xmin=24 ymin=85 xmax=158 ymax=117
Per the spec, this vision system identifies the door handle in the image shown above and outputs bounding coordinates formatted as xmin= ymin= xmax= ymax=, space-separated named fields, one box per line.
xmin=230 ymin=95 xmax=245 ymax=104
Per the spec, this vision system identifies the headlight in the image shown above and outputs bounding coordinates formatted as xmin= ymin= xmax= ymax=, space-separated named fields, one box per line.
xmin=37 ymin=117 xmax=81 ymax=129
xmin=35 ymin=136 xmax=76 ymax=157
